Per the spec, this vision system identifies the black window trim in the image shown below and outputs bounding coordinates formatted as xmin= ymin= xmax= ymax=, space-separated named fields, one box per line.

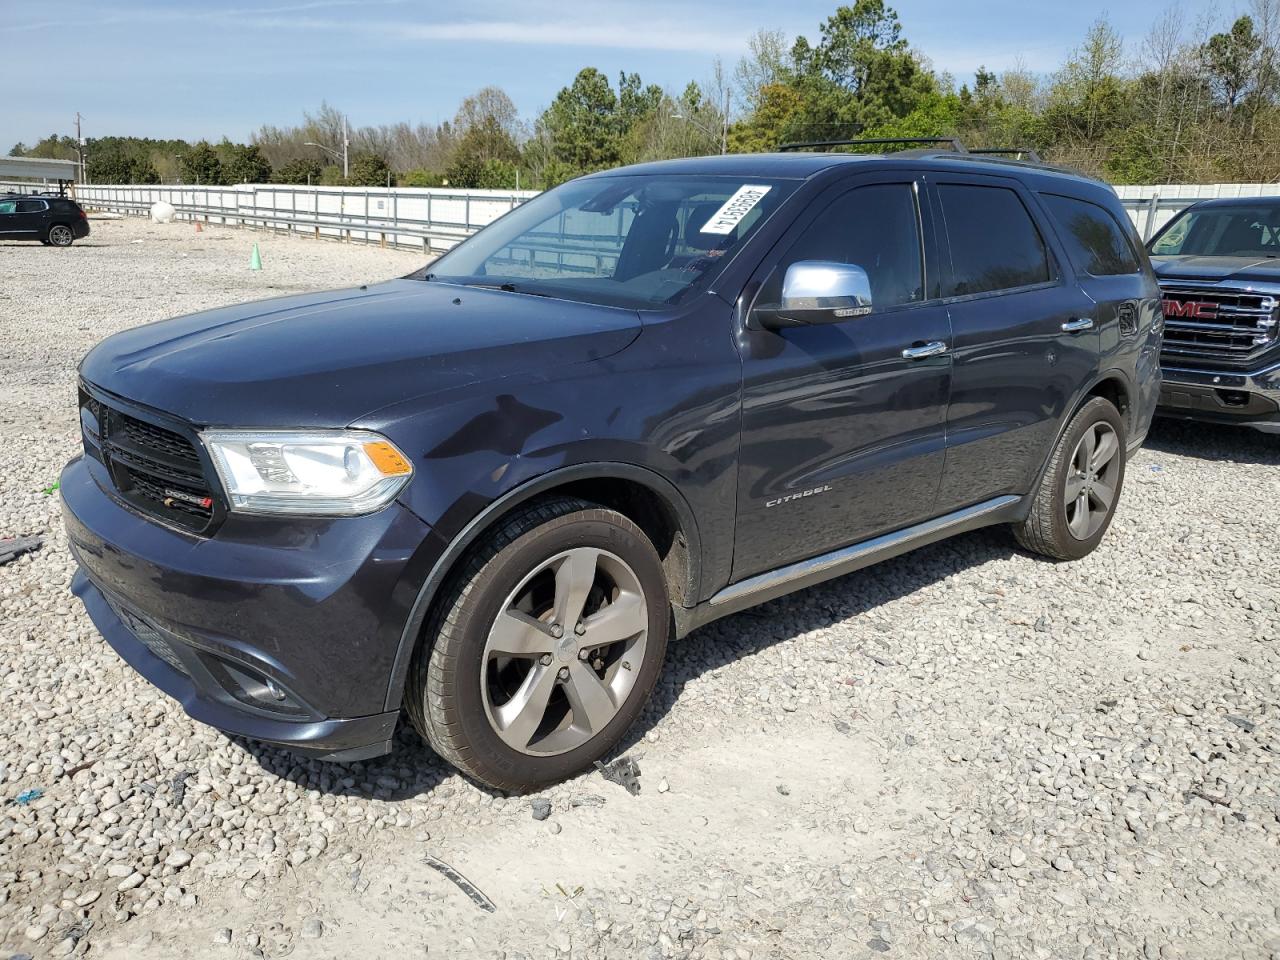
xmin=1038 ymin=191 xmax=1143 ymax=278
xmin=928 ymin=173 xmax=1066 ymax=305
xmin=744 ymin=171 xmax=942 ymax=325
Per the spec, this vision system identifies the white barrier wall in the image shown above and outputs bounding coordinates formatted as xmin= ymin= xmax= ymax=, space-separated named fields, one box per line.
xmin=6 ymin=178 xmax=1277 ymax=248
xmin=36 ymin=182 xmax=539 ymax=253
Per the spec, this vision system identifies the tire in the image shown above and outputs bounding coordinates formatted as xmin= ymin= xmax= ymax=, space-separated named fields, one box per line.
xmin=47 ymin=225 xmax=75 ymax=247
xmin=1014 ymin=396 xmax=1127 ymax=561
xmin=406 ymin=497 xmax=670 ymax=793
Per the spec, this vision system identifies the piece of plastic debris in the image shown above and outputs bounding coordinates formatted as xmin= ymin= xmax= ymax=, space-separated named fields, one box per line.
xmin=0 ymin=535 xmax=43 ymax=566
xmin=9 ymin=788 xmax=44 ymax=806
xmin=594 ymin=756 xmax=642 ymax=796
xmin=1149 ymin=464 xmax=1163 ymax=472
xmin=40 ymin=480 xmax=60 ymax=495
xmin=422 ymin=854 xmax=496 ymax=913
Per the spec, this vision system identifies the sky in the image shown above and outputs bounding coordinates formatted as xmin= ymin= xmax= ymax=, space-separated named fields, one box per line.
xmin=0 ymin=0 xmax=1234 ymax=151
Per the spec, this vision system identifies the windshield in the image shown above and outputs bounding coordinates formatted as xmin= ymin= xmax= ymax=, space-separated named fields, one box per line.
xmin=1150 ymin=204 xmax=1280 ymax=258
xmin=418 ymin=175 xmax=797 ymax=310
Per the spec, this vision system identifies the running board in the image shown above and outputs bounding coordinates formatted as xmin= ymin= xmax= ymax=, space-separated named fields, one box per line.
xmin=677 ymin=495 xmax=1022 ymax=636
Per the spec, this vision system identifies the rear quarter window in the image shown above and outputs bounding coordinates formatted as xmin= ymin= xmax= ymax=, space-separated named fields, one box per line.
xmin=1040 ymin=193 xmax=1140 ymax=276
xmin=938 ymin=184 xmax=1052 ymax=297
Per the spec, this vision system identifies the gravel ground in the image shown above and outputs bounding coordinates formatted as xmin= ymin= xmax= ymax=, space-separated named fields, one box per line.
xmin=2 ymin=215 xmax=1279 ymax=960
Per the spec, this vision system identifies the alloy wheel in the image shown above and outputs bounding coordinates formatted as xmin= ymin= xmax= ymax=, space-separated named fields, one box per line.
xmin=49 ymin=226 xmax=73 ymax=246
xmin=481 ymin=547 xmax=648 ymax=756
xmin=1064 ymin=421 xmax=1121 ymax=540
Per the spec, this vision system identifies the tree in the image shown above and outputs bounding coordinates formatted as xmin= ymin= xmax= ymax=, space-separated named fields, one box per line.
xmin=346 ymin=152 xmax=391 ymax=186
xmin=735 ymin=29 xmax=791 ymax=112
xmin=271 ymin=156 xmax=323 ymax=184
xmin=224 ymin=144 xmax=272 ymax=183
xmin=180 ymin=142 xmax=225 ymax=185
xmin=543 ymin=68 xmax=622 ymax=172
xmin=1202 ymin=16 xmax=1263 ymax=111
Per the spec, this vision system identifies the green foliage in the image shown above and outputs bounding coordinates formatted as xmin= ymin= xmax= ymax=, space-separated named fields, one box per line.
xmin=223 ymin=144 xmax=273 ymax=184
xmin=400 ymin=168 xmax=446 ymax=187
xmin=180 ymin=142 xmax=225 ymax=185
xmin=346 ymin=153 xmax=391 ymax=186
xmin=544 ymin=68 xmax=623 ymax=172
xmin=271 ymin=157 xmax=323 ymax=184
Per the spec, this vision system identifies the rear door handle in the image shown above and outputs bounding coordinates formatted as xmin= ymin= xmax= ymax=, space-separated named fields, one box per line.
xmin=1061 ymin=317 xmax=1094 ymax=333
xmin=901 ymin=341 xmax=948 ymax=360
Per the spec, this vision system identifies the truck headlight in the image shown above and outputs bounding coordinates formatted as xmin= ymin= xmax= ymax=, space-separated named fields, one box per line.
xmin=200 ymin=430 xmax=413 ymax=516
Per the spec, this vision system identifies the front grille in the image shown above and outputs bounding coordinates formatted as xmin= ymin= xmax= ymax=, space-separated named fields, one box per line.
xmin=103 ymin=594 xmax=189 ymax=676
xmin=1159 ymin=285 xmax=1279 ymax=367
xmin=80 ymin=389 xmax=218 ymax=534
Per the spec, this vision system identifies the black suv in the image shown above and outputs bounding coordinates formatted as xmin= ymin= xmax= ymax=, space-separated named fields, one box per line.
xmin=62 ymin=146 xmax=1162 ymax=791
xmin=0 ymin=192 xmax=90 ymax=246
xmin=1147 ymin=196 xmax=1280 ymax=433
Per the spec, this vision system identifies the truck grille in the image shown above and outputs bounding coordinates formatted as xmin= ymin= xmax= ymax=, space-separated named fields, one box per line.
xmin=81 ymin=390 xmax=219 ymax=534
xmin=1158 ymin=285 xmax=1279 ymax=367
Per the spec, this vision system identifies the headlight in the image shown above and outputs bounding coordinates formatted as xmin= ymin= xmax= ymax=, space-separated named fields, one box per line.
xmin=200 ymin=429 xmax=413 ymax=516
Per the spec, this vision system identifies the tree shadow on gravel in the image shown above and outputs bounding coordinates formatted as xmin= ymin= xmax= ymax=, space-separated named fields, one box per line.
xmin=1142 ymin=417 xmax=1280 ymax=466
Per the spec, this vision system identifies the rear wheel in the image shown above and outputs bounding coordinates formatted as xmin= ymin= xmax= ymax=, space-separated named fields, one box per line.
xmin=47 ymin=225 xmax=74 ymax=247
xmin=406 ymin=498 xmax=669 ymax=792
xmin=1014 ymin=396 xmax=1126 ymax=560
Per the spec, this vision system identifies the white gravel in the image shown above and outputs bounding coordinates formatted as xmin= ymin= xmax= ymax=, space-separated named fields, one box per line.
xmin=2 ymin=216 xmax=1279 ymax=959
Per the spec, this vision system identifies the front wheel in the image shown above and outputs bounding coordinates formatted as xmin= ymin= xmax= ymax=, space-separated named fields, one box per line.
xmin=406 ymin=498 xmax=669 ymax=792
xmin=1014 ymin=396 xmax=1127 ymax=560
xmin=47 ymin=225 xmax=75 ymax=247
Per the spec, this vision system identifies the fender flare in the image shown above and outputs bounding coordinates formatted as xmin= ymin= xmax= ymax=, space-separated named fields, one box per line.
xmin=1027 ymin=366 xmax=1136 ymax=501
xmin=382 ymin=461 xmax=703 ymax=712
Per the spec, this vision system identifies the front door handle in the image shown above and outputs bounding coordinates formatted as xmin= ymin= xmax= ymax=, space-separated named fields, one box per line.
xmin=901 ymin=341 xmax=948 ymax=360
xmin=1061 ymin=317 xmax=1095 ymax=333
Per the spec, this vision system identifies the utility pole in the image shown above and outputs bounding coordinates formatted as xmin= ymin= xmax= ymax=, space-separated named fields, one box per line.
xmin=342 ymin=114 xmax=349 ymax=180
xmin=75 ymin=112 xmax=86 ymax=182
xmin=721 ymin=89 xmax=730 ymax=156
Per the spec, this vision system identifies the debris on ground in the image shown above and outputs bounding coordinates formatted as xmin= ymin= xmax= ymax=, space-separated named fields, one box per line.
xmin=530 ymin=798 xmax=552 ymax=821
xmin=8 ymin=788 xmax=44 ymax=806
xmin=422 ymin=854 xmax=496 ymax=913
xmin=40 ymin=480 xmax=60 ymax=496
xmin=594 ymin=756 xmax=642 ymax=795
xmin=0 ymin=534 xmax=43 ymax=565
xmin=171 ymin=770 xmax=197 ymax=806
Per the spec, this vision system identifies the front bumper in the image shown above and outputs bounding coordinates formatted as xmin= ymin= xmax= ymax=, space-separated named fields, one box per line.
xmin=61 ymin=453 xmax=434 ymax=760
xmin=1157 ymin=357 xmax=1280 ymax=434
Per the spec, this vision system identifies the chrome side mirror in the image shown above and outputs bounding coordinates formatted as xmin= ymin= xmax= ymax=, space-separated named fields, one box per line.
xmin=756 ymin=261 xmax=874 ymax=329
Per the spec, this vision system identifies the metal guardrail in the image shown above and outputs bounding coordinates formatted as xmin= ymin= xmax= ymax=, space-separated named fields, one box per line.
xmin=0 ymin=181 xmax=538 ymax=254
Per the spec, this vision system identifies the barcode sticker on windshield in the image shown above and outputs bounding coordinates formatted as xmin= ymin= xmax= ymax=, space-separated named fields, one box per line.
xmin=700 ymin=184 xmax=772 ymax=235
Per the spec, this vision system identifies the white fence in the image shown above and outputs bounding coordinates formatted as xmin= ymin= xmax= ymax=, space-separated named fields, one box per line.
xmin=6 ymin=178 xmax=1279 ymax=249
xmin=0 ymin=182 xmax=537 ymax=254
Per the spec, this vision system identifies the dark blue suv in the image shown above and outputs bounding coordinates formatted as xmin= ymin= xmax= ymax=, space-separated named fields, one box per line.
xmin=62 ymin=146 xmax=1162 ymax=791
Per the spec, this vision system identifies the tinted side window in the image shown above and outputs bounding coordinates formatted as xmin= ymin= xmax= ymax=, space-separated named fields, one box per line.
xmin=757 ymin=184 xmax=924 ymax=311
xmin=0 ymin=201 xmax=16 ymax=215
xmin=938 ymin=184 xmax=1051 ymax=296
xmin=15 ymin=200 xmax=46 ymax=213
xmin=1041 ymin=193 xmax=1139 ymax=276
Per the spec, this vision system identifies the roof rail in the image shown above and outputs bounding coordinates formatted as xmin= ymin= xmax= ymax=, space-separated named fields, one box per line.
xmin=968 ymin=147 xmax=1043 ymax=163
xmin=777 ymin=137 xmax=969 ymax=153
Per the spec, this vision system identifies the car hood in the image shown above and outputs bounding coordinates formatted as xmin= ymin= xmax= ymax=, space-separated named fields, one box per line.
xmin=80 ymin=279 xmax=642 ymax=426
xmin=1152 ymin=255 xmax=1280 ymax=286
